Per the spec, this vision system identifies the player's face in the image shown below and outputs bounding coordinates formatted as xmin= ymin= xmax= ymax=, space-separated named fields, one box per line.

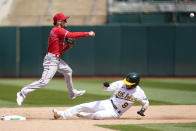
xmin=61 ymin=19 xmax=67 ymax=28
xmin=126 ymin=84 xmax=134 ymax=89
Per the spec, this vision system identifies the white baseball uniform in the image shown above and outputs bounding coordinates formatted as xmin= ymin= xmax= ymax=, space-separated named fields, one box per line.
xmin=57 ymin=80 xmax=149 ymax=120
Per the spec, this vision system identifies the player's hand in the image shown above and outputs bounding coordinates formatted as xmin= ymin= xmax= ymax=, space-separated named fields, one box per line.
xmin=137 ymin=108 xmax=146 ymax=116
xmin=89 ymin=31 xmax=95 ymax=37
xmin=103 ymin=82 xmax=110 ymax=87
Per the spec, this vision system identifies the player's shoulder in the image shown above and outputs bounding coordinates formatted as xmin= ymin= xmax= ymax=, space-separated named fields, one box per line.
xmin=112 ymin=80 xmax=124 ymax=85
xmin=136 ymin=86 xmax=145 ymax=93
xmin=53 ymin=26 xmax=67 ymax=32
xmin=58 ymin=27 xmax=67 ymax=32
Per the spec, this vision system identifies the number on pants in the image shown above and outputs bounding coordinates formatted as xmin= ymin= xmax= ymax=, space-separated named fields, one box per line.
xmin=122 ymin=102 xmax=129 ymax=108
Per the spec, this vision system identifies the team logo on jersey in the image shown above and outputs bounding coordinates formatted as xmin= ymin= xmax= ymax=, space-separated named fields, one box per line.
xmin=49 ymin=31 xmax=56 ymax=40
xmin=116 ymin=91 xmax=137 ymax=102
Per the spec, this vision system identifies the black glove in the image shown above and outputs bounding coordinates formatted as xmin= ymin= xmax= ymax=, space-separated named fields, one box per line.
xmin=137 ymin=108 xmax=146 ymax=116
xmin=103 ymin=82 xmax=110 ymax=87
xmin=65 ymin=38 xmax=76 ymax=48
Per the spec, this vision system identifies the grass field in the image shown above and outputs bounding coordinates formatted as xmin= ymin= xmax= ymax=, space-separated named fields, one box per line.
xmin=0 ymin=77 xmax=196 ymax=107
xmin=97 ymin=122 xmax=196 ymax=131
xmin=0 ymin=77 xmax=196 ymax=131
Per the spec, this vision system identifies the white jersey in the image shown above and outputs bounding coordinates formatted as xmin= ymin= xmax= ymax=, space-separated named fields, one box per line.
xmin=55 ymin=80 xmax=149 ymax=120
xmin=105 ymin=80 xmax=149 ymax=115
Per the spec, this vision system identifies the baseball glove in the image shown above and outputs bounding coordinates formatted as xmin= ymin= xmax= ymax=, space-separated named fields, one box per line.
xmin=103 ymin=82 xmax=110 ymax=87
xmin=66 ymin=38 xmax=76 ymax=48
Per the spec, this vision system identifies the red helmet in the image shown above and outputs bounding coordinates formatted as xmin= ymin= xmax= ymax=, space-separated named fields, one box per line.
xmin=53 ymin=13 xmax=69 ymax=23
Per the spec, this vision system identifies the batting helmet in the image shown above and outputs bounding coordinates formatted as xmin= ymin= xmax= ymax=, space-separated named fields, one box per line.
xmin=123 ymin=72 xmax=140 ymax=87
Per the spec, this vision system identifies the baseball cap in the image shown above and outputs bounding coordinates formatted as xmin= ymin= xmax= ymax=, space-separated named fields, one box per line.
xmin=53 ymin=13 xmax=69 ymax=23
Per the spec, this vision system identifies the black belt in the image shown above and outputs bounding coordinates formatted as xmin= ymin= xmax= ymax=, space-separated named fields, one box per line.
xmin=111 ymin=99 xmax=121 ymax=114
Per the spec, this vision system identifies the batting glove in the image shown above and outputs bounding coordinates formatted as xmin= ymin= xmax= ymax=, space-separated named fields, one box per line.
xmin=103 ymin=82 xmax=110 ymax=87
xmin=137 ymin=108 xmax=146 ymax=116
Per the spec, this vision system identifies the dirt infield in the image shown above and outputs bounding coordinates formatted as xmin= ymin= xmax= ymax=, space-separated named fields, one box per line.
xmin=0 ymin=105 xmax=196 ymax=131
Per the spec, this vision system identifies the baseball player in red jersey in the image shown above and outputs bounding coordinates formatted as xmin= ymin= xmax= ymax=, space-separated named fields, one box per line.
xmin=16 ymin=13 xmax=95 ymax=106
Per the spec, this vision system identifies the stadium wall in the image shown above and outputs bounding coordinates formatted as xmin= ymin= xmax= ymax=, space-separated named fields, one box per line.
xmin=0 ymin=24 xmax=196 ymax=77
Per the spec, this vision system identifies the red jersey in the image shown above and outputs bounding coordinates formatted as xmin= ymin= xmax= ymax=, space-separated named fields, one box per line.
xmin=48 ymin=26 xmax=89 ymax=56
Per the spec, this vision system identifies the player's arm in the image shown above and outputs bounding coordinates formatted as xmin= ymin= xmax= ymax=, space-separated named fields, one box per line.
xmin=66 ymin=31 xmax=95 ymax=38
xmin=137 ymin=101 xmax=149 ymax=116
xmin=103 ymin=81 xmax=121 ymax=91
xmin=57 ymin=28 xmax=95 ymax=39
xmin=137 ymin=91 xmax=149 ymax=116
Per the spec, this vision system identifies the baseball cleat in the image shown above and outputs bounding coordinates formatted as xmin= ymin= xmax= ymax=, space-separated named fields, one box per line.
xmin=16 ymin=92 xmax=25 ymax=106
xmin=53 ymin=109 xmax=63 ymax=119
xmin=70 ymin=90 xmax=86 ymax=100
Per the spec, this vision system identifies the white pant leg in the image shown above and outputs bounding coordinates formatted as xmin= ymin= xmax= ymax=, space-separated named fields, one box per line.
xmin=57 ymin=59 xmax=75 ymax=95
xmin=21 ymin=55 xmax=59 ymax=97
xmin=76 ymin=110 xmax=117 ymax=120
xmin=90 ymin=110 xmax=117 ymax=120
xmin=61 ymin=100 xmax=103 ymax=118
xmin=61 ymin=100 xmax=118 ymax=120
xmin=89 ymin=99 xmax=119 ymax=120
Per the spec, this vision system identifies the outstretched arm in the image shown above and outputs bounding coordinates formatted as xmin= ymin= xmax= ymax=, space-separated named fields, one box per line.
xmin=137 ymin=97 xmax=149 ymax=116
xmin=66 ymin=31 xmax=95 ymax=38
xmin=103 ymin=81 xmax=122 ymax=91
xmin=137 ymin=104 xmax=149 ymax=116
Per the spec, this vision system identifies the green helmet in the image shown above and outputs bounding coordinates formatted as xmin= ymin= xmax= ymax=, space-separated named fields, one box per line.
xmin=123 ymin=72 xmax=140 ymax=87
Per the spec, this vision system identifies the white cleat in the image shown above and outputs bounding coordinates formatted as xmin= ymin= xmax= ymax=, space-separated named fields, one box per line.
xmin=70 ymin=90 xmax=86 ymax=100
xmin=16 ymin=92 xmax=25 ymax=106
xmin=53 ymin=109 xmax=63 ymax=119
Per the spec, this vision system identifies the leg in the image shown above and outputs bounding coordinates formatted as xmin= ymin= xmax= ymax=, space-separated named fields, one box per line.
xmin=16 ymin=55 xmax=59 ymax=106
xmin=77 ymin=110 xmax=117 ymax=120
xmin=90 ymin=110 xmax=117 ymax=120
xmin=77 ymin=100 xmax=119 ymax=120
xmin=53 ymin=100 xmax=119 ymax=120
xmin=53 ymin=100 xmax=105 ymax=119
xmin=57 ymin=59 xmax=85 ymax=99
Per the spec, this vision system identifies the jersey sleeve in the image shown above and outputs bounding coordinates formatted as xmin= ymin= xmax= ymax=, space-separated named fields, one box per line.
xmin=66 ymin=32 xmax=89 ymax=38
xmin=104 ymin=80 xmax=122 ymax=91
xmin=136 ymin=88 xmax=149 ymax=106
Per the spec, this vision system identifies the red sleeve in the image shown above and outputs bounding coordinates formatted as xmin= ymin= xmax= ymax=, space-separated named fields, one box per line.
xmin=66 ymin=32 xmax=89 ymax=38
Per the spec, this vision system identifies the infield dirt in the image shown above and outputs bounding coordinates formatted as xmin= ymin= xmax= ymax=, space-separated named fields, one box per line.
xmin=0 ymin=105 xmax=196 ymax=131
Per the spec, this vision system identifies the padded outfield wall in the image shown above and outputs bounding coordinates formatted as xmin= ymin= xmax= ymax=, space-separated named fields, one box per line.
xmin=0 ymin=24 xmax=196 ymax=77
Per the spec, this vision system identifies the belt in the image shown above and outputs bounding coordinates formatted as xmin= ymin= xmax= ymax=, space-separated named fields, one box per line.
xmin=111 ymin=99 xmax=121 ymax=114
xmin=47 ymin=52 xmax=61 ymax=58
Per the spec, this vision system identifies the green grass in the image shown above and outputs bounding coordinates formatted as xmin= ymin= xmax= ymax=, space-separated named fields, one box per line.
xmin=0 ymin=77 xmax=196 ymax=107
xmin=141 ymin=79 xmax=196 ymax=105
xmin=97 ymin=123 xmax=196 ymax=131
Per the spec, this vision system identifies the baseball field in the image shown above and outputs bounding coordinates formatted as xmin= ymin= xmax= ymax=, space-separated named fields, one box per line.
xmin=0 ymin=77 xmax=196 ymax=131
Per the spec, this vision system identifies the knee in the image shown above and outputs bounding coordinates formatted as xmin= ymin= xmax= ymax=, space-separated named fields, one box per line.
xmin=67 ymin=68 xmax=72 ymax=75
xmin=64 ymin=68 xmax=72 ymax=76
xmin=39 ymin=79 xmax=50 ymax=87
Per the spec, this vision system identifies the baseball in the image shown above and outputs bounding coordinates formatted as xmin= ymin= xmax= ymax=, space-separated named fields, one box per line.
xmin=190 ymin=13 xmax=195 ymax=18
